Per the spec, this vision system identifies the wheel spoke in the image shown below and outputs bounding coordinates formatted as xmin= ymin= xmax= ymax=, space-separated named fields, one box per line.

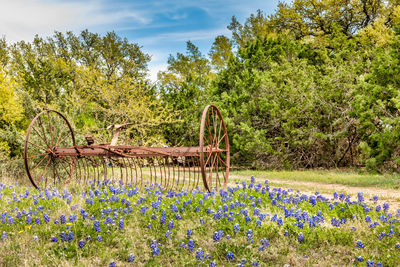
xmin=54 ymin=123 xmax=68 ymax=147
xmin=206 ymin=110 xmax=213 ymax=146
xmin=38 ymin=117 xmax=51 ymax=149
xmin=47 ymin=112 xmax=55 ymax=148
xmin=31 ymin=154 xmax=49 ymax=172
xmin=204 ymin=152 xmax=213 ymax=166
xmin=217 ymin=153 xmax=227 ymax=167
xmin=217 ymin=132 xmax=227 ymax=148
xmin=55 ymin=132 xmax=71 ymax=148
xmin=217 ymin=120 xmax=222 ymax=147
xmin=27 ymin=140 xmax=48 ymax=152
xmin=28 ymin=152 xmax=49 ymax=159
xmin=212 ymin=109 xmax=217 ymax=147
xmin=31 ymin=127 xmax=50 ymax=149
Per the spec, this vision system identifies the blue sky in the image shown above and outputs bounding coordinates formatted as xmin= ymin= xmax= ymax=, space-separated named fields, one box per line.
xmin=0 ymin=0 xmax=283 ymax=81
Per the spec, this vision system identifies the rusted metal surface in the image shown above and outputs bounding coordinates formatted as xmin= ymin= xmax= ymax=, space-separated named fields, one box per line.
xmin=24 ymin=105 xmax=229 ymax=192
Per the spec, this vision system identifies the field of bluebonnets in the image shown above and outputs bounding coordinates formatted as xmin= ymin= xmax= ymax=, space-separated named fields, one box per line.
xmin=0 ymin=175 xmax=400 ymax=266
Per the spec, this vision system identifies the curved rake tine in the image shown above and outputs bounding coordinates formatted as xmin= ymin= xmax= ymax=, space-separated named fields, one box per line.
xmin=126 ymin=158 xmax=132 ymax=186
xmin=102 ymin=158 xmax=107 ymax=184
xmin=118 ymin=158 xmax=123 ymax=185
xmin=131 ymin=157 xmax=137 ymax=187
xmin=161 ymin=156 xmax=166 ymax=189
xmin=171 ymin=157 xmax=176 ymax=191
xmin=138 ymin=157 xmax=144 ymax=189
xmin=182 ymin=157 xmax=186 ymax=191
xmin=189 ymin=156 xmax=193 ymax=191
xmin=166 ymin=156 xmax=171 ymax=191
xmin=83 ymin=157 xmax=89 ymax=184
xmin=128 ymin=158 xmax=135 ymax=187
xmin=191 ymin=157 xmax=196 ymax=192
xmin=123 ymin=158 xmax=129 ymax=185
xmin=194 ymin=156 xmax=200 ymax=190
xmin=177 ymin=157 xmax=181 ymax=191
xmin=97 ymin=157 xmax=102 ymax=185
xmin=148 ymin=158 xmax=153 ymax=187
xmin=76 ymin=157 xmax=82 ymax=184
xmin=156 ymin=157 xmax=163 ymax=188
xmin=110 ymin=158 xmax=115 ymax=182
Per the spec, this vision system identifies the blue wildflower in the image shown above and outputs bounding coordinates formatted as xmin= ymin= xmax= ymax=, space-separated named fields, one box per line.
xmin=94 ymin=220 xmax=101 ymax=232
xmin=78 ymin=240 xmax=85 ymax=249
xmin=168 ymin=219 xmax=174 ymax=230
xmin=383 ymin=202 xmax=389 ymax=212
xmin=118 ymin=218 xmax=124 ymax=230
xmin=165 ymin=230 xmax=171 ymax=238
xmin=1 ymin=231 xmax=8 ymax=242
xmin=153 ymin=247 xmax=160 ymax=256
xmin=213 ymin=232 xmax=220 ymax=242
xmin=43 ymin=213 xmax=50 ymax=223
xmin=298 ymin=233 xmax=304 ymax=242
xmin=234 ymin=223 xmax=240 ymax=234
xmin=246 ymin=229 xmax=253 ymax=243
xmin=226 ymin=251 xmax=234 ymax=261
xmin=356 ymin=240 xmax=364 ymax=248
xmin=67 ymin=231 xmax=74 ymax=242
xmin=60 ymin=214 xmax=66 ymax=224
xmin=196 ymin=248 xmax=204 ymax=261
xmin=258 ymin=238 xmax=270 ymax=251
xmin=187 ymin=229 xmax=193 ymax=237
xmin=188 ymin=239 xmax=195 ymax=252
xmin=128 ymin=255 xmax=135 ymax=262
xmin=366 ymin=260 xmax=374 ymax=267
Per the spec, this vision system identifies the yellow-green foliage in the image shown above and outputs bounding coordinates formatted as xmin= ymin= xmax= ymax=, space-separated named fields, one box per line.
xmin=0 ymin=68 xmax=23 ymax=124
xmin=0 ymin=68 xmax=23 ymax=158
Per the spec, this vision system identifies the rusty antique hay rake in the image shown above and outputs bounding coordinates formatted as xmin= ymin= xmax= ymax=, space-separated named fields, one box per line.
xmin=24 ymin=105 xmax=229 ymax=192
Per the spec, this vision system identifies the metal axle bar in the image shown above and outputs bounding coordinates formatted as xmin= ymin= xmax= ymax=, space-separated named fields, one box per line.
xmin=53 ymin=145 xmax=226 ymax=158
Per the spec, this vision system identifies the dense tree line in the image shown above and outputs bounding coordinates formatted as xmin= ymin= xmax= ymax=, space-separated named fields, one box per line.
xmin=1 ymin=0 xmax=400 ymax=172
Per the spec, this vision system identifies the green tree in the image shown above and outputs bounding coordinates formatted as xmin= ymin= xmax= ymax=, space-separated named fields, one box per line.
xmin=212 ymin=36 xmax=363 ymax=168
xmin=350 ymin=25 xmax=400 ymax=171
xmin=209 ymin=35 xmax=234 ymax=71
xmin=158 ymin=41 xmax=213 ymax=146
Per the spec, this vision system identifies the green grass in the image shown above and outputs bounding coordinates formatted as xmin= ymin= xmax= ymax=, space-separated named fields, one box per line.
xmin=231 ymin=169 xmax=400 ymax=189
xmin=1 ymin=170 xmax=399 ymax=266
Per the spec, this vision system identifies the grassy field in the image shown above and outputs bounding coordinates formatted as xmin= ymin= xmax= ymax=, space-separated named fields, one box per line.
xmin=231 ymin=169 xmax=400 ymax=189
xmin=0 ymin=170 xmax=399 ymax=266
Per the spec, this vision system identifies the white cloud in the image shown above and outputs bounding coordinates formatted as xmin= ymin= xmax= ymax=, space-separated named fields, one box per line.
xmin=0 ymin=0 xmax=150 ymax=42
xmin=147 ymin=63 xmax=168 ymax=82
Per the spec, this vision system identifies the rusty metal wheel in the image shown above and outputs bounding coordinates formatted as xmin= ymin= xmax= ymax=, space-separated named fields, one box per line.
xmin=199 ymin=105 xmax=230 ymax=192
xmin=24 ymin=110 xmax=76 ymax=189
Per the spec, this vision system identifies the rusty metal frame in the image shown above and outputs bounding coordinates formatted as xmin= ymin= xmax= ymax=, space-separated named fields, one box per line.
xmin=23 ymin=105 xmax=229 ymax=192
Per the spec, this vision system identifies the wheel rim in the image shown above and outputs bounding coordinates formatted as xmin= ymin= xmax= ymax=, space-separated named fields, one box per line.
xmin=199 ymin=105 xmax=230 ymax=192
xmin=24 ymin=110 xmax=76 ymax=189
